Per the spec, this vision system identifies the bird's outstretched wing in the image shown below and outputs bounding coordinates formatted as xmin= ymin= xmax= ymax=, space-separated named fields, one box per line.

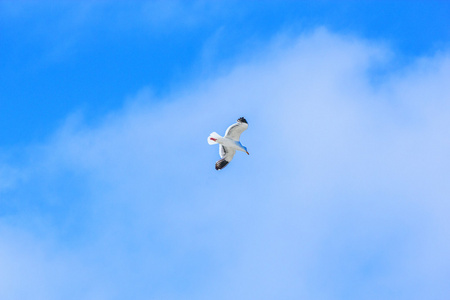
xmin=224 ymin=117 xmax=248 ymax=141
xmin=215 ymin=145 xmax=236 ymax=170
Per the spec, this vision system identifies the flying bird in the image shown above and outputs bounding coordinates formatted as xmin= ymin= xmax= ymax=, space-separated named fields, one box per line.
xmin=208 ymin=117 xmax=249 ymax=170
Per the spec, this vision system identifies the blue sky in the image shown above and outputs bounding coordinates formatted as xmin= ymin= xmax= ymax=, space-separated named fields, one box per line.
xmin=1 ymin=1 xmax=450 ymax=299
xmin=2 ymin=1 xmax=450 ymax=147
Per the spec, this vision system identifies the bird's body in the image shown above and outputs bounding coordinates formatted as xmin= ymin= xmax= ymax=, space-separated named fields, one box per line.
xmin=208 ymin=117 xmax=249 ymax=170
xmin=215 ymin=137 xmax=246 ymax=151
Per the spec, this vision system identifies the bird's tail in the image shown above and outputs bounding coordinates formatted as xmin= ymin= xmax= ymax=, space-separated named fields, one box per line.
xmin=207 ymin=132 xmax=221 ymax=145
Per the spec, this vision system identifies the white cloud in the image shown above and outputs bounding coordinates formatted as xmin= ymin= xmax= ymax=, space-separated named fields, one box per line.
xmin=1 ymin=29 xmax=450 ymax=299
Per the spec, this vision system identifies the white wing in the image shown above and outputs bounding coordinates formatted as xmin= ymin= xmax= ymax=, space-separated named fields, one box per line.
xmin=224 ymin=117 xmax=248 ymax=141
xmin=216 ymin=146 xmax=236 ymax=170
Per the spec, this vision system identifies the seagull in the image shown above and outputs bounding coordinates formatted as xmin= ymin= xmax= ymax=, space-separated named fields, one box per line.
xmin=208 ymin=117 xmax=249 ymax=170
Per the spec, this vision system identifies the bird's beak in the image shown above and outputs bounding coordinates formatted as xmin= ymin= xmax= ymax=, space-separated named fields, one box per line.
xmin=246 ymin=151 xmax=249 ymax=155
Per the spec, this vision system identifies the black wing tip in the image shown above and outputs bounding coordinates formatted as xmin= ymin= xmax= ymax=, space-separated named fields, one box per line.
xmin=215 ymin=159 xmax=229 ymax=170
xmin=237 ymin=117 xmax=248 ymax=124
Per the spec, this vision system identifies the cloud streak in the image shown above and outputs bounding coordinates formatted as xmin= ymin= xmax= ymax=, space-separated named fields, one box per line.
xmin=1 ymin=29 xmax=450 ymax=300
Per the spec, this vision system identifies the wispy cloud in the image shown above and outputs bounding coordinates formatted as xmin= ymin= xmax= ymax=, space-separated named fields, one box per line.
xmin=1 ymin=29 xmax=450 ymax=299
